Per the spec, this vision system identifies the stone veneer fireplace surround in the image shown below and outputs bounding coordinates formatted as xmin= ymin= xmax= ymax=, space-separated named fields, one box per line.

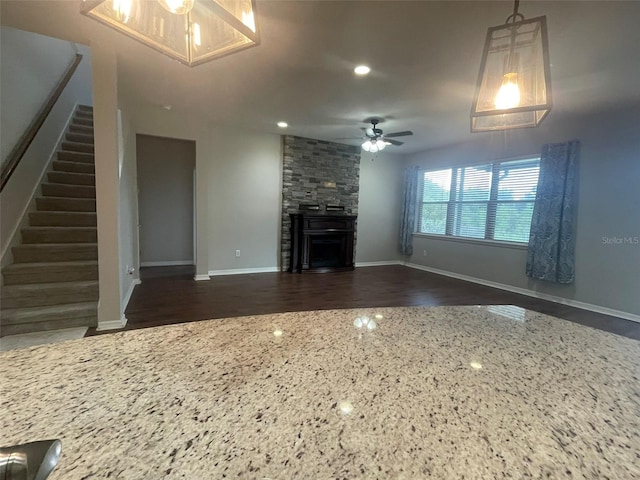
xmin=281 ymin=136 xmax=361 ymax=271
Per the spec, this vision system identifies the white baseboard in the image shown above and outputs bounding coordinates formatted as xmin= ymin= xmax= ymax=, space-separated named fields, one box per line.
xmin=356 ymin=261 xmax=404 ymax=267
xmin=97 ymin=316 xmax=128 ymax=331
xmin=405 ymin=262 xmax=640 ymax=324
xmin=208 ymin=267 xmax=279 ymax=276
xmin=122 ymin=278 xmax=141 ymax=311
xmin=194 ymin=274 xmax=210 ymax=281
xmin=140 ymin=261 xmax=194 ymax=267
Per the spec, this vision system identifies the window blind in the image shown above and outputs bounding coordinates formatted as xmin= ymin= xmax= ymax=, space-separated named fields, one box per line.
xmin=417 ymin=157 xmax=540 ymax=244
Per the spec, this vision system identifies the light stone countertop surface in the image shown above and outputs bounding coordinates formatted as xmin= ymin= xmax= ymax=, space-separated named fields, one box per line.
xmin=1 ymin=305 xmax=639 ymax=479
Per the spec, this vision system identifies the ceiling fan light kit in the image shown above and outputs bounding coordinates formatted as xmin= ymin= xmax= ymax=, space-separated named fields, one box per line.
xmin=81 ymin=0 xmax=260 ymax=67
xmin=471 ymin=0 xmax=552 ymax=132
xmin=360 ymin=118 xmax=413 ymax=153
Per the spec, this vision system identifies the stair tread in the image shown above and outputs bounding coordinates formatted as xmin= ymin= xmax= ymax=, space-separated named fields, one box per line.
xmin=43 ymin=181 xmax=95 ymax=185
xmin=49 ymin=171 xmax=95 ymax=177
xmin=37 ymin=196 xmax=95 ymax=201
xmin=23 ymin=226 xmax=96 ymax=230
xmin=42 ymin=182 xmax=95 ymax=188
xmin=13 ymin=242 xmax=98 ymax=248
xmin=4 ymin=260 xmax=98 ymax=270
xmin=57 ymin=150 xmax=93 ymax=156
xmin=2 ymin=280 xmax=99 ymax=292
xmin=1 ymin=302 xmax=97 ymax=318
xmin=31 ymin=211 xmax=96 ymax=216
xmin=53 ymin=160 xmax=95 ymax=166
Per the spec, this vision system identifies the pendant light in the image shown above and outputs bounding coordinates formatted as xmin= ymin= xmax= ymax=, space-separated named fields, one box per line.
xmin=81 ymin=0 xmax=260 ymax=67
xmin=471 ymin=0 xmax=552 ymax=132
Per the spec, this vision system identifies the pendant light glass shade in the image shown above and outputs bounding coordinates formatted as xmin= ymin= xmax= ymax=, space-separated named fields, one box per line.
xmin=81 ymin=0 xmax=260 ymax=67
xmin=362 ymin=139 xmax=387 ymax=153
xmin=157 ymin=0 xmax=195 ymax=15
xmin=471 ymin=3 xmax=552 ymax=132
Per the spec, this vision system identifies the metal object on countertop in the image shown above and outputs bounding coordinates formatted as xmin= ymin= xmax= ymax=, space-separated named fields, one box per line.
xmin=0 ymin=440 xmax=62 ymax=480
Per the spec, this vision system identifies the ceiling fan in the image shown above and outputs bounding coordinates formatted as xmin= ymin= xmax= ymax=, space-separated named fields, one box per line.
xmin=360 ymin=119 xmax=413 ymax=152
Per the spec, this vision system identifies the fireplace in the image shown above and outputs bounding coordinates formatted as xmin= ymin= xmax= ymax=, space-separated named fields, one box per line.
xmin=289 ymin=214 xmax=356 ymax=273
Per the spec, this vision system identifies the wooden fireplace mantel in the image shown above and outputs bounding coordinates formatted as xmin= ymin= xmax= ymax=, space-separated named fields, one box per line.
xmin=289 ymin=213 xmax=357 ymax=273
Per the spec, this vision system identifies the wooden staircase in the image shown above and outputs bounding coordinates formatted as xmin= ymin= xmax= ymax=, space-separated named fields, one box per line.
xmin=1 ymin=105 xmax=98 ymax=336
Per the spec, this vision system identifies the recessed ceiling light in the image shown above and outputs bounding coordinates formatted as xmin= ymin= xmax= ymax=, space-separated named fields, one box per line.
xmin=162 ymin=105 xmax=172 ymax=111
xmin=354 ymin=65 xmax=371 ymax=75
xmin=277 ymin=121 xmax=288 ymax=128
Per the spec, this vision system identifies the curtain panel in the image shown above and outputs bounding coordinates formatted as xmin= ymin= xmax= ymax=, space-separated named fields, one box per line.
xmin=526 ymin=140 xmax=580 ymax=283
xmin=399 ymin=166 xmax=420 ymax=256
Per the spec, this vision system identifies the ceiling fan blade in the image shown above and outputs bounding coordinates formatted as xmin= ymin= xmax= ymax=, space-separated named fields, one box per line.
xmin=365 ymin=128 xmax=375 ymax=137
xmin=335 ymin=137 xmax=364 ymax=140
xmin=384 ymin=130 xmax=413 ymax=138
xmin=385 ymin=138 xmax=404 ymax=146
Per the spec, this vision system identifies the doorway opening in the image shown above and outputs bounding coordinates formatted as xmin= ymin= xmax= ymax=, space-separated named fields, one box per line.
xmin=136 ymin=134 xmax=196 ymax=273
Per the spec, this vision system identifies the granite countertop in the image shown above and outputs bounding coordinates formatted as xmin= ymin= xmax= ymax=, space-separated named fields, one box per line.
xmin=1 ymin=306 xmax=639 ymax=479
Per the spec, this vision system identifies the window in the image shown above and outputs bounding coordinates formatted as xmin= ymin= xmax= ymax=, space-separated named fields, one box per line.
xmin=418 ymin=157 xmax=540 ymax=243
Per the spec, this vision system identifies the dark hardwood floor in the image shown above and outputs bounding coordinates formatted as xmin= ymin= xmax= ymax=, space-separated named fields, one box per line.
xmin=86 ymin=265 xmax=640 ymax=340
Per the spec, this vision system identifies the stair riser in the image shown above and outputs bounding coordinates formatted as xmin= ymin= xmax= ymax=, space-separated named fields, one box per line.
xmin=42 ymin=184 xmax=95 ymax=198
xmin=2 ymin=286 xmax=98 ymax=309
xmin=61 ymin=142 xmax=94 ymax=154
xmin=12 ymin=245 xmax=98 ymax=263
xmin=52 ymin=161 xmax=95 ymax=174
xmin=73 ymin=118 xmax=94 ymax=127
xmin=1 ymin=316 xmax=96 ymax=336
xmin=36 ymin=197 xmax=96 ymax=212
xmin=3 ymin=266 xmax=98 ymax=285
xmin=48 ymin=172 xmax=95 ymax=186
xmin=65 ymin=133 xmax=94 ymax=144
xmin=28 ymin=213 xmax=97 ymax=227
xmin=22 ymin=229 xmax=97 ymax=244
xmin=69 ymin=125 xmax=94 ymax=135
xmin=57 ymin=151 xmax=94 ymax=163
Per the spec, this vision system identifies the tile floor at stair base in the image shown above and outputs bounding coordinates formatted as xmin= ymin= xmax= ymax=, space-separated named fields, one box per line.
xmin=0 ymin=327 xmax=87 ymax=352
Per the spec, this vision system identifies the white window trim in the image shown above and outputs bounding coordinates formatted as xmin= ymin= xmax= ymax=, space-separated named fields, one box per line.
xmin=413 ymin=232 xmax=529 ymax=250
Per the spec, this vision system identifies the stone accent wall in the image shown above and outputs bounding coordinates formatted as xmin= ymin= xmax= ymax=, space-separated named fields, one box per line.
xmin=281 ymin=135 xmax=361 ymax=270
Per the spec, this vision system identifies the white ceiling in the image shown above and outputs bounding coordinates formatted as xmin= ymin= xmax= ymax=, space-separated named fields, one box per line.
xmin=2 ymin=1 xmax=640 ymax=154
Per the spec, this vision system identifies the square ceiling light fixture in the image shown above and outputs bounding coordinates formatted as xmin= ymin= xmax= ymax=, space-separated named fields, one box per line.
xmin=471 ymin=0 xmax=552 ymax=132
xmin=81 ymin=0 xmax=260 ymax=67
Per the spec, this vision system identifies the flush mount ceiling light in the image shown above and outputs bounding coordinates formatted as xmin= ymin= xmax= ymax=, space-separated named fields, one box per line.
xmin=81 ymin=0 xmax=260 ymax=67
xmin=471 ymin=0 xmax=552 ymax=132
xmin=354 ymin=65 xmax=371 ymax=76
xmin=277 ymin=121 xmax=288 ymax=128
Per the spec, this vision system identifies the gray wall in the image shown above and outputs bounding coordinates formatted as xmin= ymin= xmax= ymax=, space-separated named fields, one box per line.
xmin=0 ymin=27 xmax=77 ymax=164
xmin=137 ymin=134 xmax=196 ymax=266
xmin=206 ymin=125 xmax=282 ymax=272
xmin=405 ymin=105 xmax=640 ymax=317
xmin=125 ymin=101 xmax=283 ymax=275
xmin=356 ymin=150 xmax=404 ymax=264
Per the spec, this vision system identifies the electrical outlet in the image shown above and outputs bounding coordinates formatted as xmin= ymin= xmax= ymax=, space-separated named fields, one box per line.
xmin=423 ymin=250 xmax=427 ymax=257
xmin=235 ymin=250 xmax=241 ymax=257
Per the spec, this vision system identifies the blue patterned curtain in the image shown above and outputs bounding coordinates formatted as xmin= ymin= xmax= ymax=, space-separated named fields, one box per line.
xmin=399 ymin=166 xmax=420 ymax=255
xmin=526 ymin=140 xmax=580 ymax=283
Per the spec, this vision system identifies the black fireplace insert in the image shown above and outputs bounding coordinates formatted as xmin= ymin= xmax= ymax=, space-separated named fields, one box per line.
xmin=289 ymin=213 xmax=356 ymax=273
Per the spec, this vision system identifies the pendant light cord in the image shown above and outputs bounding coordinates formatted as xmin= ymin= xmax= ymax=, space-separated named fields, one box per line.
xmin=505 ymin=0 xmax=525 ymax=24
